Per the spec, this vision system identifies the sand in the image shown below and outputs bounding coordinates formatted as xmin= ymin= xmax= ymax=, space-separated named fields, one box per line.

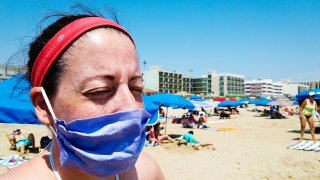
xmin=1 ymin=107 xmax=319 ymax=179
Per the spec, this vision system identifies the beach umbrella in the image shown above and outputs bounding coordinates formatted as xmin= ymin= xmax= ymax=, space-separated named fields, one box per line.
xmin=189 ymin=99 xmax=220 ymax=109
xmin=255 ymin=98 xmax=274 ymax=106
xmin=215 ymin=97 xmax=226 ymax=102
xmin=148 ymin=93 xmax=195 ymax=134
xmin=268 ymin=100 xmax=293 ymax=107
xmin=295 ymin=89 xmax=320 ymax=100
xmin=148 ymin=93 xmax=195 ymax=110
xmin=143 ymin=95 xmax=159 ymax=126
xmin=293 ymin=101 xmax=299 ymax=105
xmin=239 ymin=98 xmax=250 ymax=104
xmin=189 ymin=95 xmax=202 ymax=100
xmin=218 ymin=100 xmax=241 ymax=107
xmin=0 ymin=75 xmax=40 ymax=124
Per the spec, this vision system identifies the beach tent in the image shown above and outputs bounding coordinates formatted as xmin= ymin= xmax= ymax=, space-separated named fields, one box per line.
xmin=295 ymin=89 xmax=320 ymax=100
xmin=218 ymin=100 xmax=241 ymax=107
xmin=0 ymin=75 xmax=40 ymax=124
xmin=143 ymin=95 xmax=159 ymax=126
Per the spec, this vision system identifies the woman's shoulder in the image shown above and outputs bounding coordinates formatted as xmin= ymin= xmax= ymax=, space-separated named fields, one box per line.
xmin=121 ymin=152 xmax=165 ymax=180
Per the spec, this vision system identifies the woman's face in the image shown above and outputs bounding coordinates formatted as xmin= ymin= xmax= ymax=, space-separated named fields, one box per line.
xmin=310 ymin=95 xmax=315 ymax=101
xmin=50 ymin=28 xmax=143 ymax=123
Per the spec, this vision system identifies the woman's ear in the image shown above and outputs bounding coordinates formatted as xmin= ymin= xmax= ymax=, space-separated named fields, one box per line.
xmin=30 ymin=87 xmax=53 ymax=126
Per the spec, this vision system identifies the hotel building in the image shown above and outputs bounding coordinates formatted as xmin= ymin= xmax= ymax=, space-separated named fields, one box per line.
xmin=293 ymin=81 xmax=320 ymax=90
xmin=143 ymin=67 xmax=245 ymax=97
xmin=0 ymin=65 xmax=26 ymax=82
xmin=244 ymin=79 xmax=283 ymax=97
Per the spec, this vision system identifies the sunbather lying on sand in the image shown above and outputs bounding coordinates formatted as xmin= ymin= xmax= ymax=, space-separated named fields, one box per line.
xmin=177 ymin=131 xmax=216 ymax=150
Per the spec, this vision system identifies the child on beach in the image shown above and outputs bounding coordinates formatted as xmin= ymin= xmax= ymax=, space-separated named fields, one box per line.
xmin=177 ymin=131 xmax=216 ymax=150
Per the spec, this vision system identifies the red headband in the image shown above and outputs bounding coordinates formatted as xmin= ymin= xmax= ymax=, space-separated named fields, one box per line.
xmin=31 ymin=17 xmax=134 ymax=87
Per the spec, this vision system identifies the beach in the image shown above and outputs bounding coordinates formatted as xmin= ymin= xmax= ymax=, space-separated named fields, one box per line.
xmin=1 ymin=107 xmax=319 ymax=179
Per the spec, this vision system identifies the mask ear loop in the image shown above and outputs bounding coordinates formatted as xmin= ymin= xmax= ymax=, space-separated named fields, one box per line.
xmin=40 ymin=87 xmax=58 ymax=137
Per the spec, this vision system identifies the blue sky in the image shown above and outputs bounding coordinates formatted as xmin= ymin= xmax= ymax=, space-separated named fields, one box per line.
xmin=0 ymin=0 xmax=319 ymax=82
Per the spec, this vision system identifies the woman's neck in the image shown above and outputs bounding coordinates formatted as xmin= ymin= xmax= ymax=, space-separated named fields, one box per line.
xmin=52 ymin=139 xmax=115 ymax=180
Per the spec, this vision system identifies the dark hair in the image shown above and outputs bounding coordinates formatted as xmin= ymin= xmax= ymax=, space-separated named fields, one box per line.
xmin=26 ymin=5 xmax=121 ymax=97
xmin=27 ymin=14 xmax=96 ymax=97
xmin=188 ymin=131 xmax=193 ymax=135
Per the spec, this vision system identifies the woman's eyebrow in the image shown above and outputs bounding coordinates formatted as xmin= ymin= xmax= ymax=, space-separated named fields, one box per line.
xmin=130 ymin=75 xmax=143 ymax=82
xmin=81 ymin=74 xmax=116 ymax=84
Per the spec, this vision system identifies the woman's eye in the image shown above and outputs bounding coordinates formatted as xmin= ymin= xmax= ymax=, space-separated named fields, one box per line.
xmin=130 ymin=86 xmax=144 ymax=96
xmin=84 ymin=89 xmax=113 ymax=98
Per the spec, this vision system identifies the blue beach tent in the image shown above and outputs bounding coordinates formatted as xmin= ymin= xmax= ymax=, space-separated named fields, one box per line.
xmin=0 ymin=75 xmax=40 ymax=124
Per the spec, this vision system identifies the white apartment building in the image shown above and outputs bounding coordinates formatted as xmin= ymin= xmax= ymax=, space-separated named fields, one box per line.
xmin=244 ymin=79 xmax=283 ymax=97
xmin=0 ymin=65 xmax=26 ymax=82
xmin=281 ymin=79 xmax=310 ymax=97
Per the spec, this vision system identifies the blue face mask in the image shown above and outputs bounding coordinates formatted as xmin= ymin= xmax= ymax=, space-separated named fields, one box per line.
xmin=41 ymin=88 xmax=151 ymax=178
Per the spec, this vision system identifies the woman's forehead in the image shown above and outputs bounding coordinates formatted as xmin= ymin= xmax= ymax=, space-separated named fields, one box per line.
xmin=62 ymin=29 xmax=139 ymax=81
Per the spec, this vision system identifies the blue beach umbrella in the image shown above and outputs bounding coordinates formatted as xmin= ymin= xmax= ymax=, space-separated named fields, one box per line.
xmin=295 ymin=89 xmax=320 ymax=100
xmin=218 ymin=100 xmax=241 ymax=107
xmin=143 ymin=95 xmax=159 ymax=126
xmin=255 ymin=98 xmax=274 ymax=106
xmin=189 ymin=95 xmax=202 ymax=100
xmin=0 ymin=75 xmax=39 ymax=124
xmin=148 ymin=93 xmax=195 ymax=110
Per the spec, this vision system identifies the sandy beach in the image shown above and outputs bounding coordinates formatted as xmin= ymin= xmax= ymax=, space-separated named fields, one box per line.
xmin=1 ymin=107 xmax=319 ymax=179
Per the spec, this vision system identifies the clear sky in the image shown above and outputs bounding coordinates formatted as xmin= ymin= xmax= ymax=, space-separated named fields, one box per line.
xmin=0 ymin=0 xmax=319 ymax=82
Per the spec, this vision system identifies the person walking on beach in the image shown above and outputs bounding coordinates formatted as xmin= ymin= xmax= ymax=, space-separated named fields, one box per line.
xmin=177 ymin=131 xmax=216 ymax=150
xmin=299 ymin=92 xmax=318 ymax=142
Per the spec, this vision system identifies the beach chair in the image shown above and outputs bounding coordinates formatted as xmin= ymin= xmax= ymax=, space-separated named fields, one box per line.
xmin=5 ymin=133 xmax=16 ymax=150
xmin=5 ymin=133 xmax=36 ymax=153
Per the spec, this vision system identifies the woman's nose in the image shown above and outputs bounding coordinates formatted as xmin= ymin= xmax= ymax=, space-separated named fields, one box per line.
xmin=112 ymin=85 xmax=141 ymax=112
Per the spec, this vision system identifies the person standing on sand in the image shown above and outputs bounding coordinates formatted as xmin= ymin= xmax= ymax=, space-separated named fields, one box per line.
xmin=299 ymin=92 xmax=318 ymax=142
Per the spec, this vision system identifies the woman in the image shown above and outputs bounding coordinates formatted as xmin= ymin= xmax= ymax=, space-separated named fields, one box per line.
xmin=149 ymin=122 xmax=175 ymax=146
xmin=299 ymin=91 xmax=318 ymax=142
xmin=13 ymin=129 xmax=30 ymax=155
xmin=1 ymin=14 xmax=164 ymax=179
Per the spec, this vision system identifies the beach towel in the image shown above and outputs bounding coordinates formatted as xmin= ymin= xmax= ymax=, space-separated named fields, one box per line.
xmin=314 ymin=145 xmax=320 ymax=152
xmin=295 ymin=141 xmax=314 ymax=150
xmin=203 ymin=128 xmax=220 ymax=132
xmin=287 ymin=140 xmax=307 ymax=150
xmin=217 ymin=127 xmax=239 ymax=131
xmin=312 ymin=110 xmax=320 ymax=120
xmin=303 ymin=142 xmax=320 ymax=151
xmin=0 ymin=154 xmax=28 ymax=169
